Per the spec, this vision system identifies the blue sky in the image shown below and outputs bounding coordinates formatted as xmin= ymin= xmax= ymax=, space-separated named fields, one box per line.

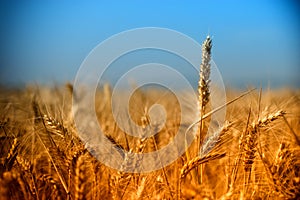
xmin=0 ymin=0 xmax=299 ymax=88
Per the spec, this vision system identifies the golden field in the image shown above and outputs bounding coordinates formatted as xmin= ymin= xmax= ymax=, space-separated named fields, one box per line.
xmin=0 ymin=84 xmax=299 ymax=200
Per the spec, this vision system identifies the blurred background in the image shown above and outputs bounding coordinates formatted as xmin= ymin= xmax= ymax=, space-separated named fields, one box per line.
xmin=0 ymin=0 xmax=299 ymax=89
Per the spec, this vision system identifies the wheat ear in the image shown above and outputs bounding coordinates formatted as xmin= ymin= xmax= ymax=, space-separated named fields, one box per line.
xmin=242 ymin=110 xmax=285 ymax=172
xmin=74 ymin=154 xmax=85 ymax=200
xmin=180 ymin=152 xmax=225 ymax=179
xmin=270 ymin=143 xmax=300 ymax=198
xmin=198 ymin=35 xmax=212 ymax=113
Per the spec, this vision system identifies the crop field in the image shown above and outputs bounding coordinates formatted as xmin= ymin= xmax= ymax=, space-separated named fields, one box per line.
xmin=0 ymin=84 xmax=299 ymax=200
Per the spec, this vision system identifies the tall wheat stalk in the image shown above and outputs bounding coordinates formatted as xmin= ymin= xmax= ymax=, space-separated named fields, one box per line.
xmin=240 ymin=109 xmax=285 ymax=192
xmin=198 ymin=36 xmax=212 ymax=184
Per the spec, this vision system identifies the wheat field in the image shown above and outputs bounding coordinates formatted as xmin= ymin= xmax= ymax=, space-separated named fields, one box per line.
xmin=0 ymin=37 xmax=300 ymax=200
xmin=0 ymin=83 xmax=299 ymax=200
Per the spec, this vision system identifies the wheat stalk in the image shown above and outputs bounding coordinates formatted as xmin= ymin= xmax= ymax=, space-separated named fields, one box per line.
xmin=269 ymin=143 xmax=300 ymax=198
xmin=197 ymin=35 xmax=212 ymax=150
xmin=43 ymin=114 xmax=67 ymax=139
xmin=74 ymin=154 xmax=85 ymax=200
xmin=31 ymin=99 xmax=69 ymax=195
xmin=201 ymin=121 xmax=232 ymax=156
xmin=196 ymin=36 xmax=212 ymax=184
xmin=105 ymin=135 xmax=125 ymax=158
xmin=241 ymin=110 xmax=285 ymax=172
xmin=39 ymin=174 xmax=61 ymax=198
xmin=180 ymin=152 xmax=225 ymax=179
